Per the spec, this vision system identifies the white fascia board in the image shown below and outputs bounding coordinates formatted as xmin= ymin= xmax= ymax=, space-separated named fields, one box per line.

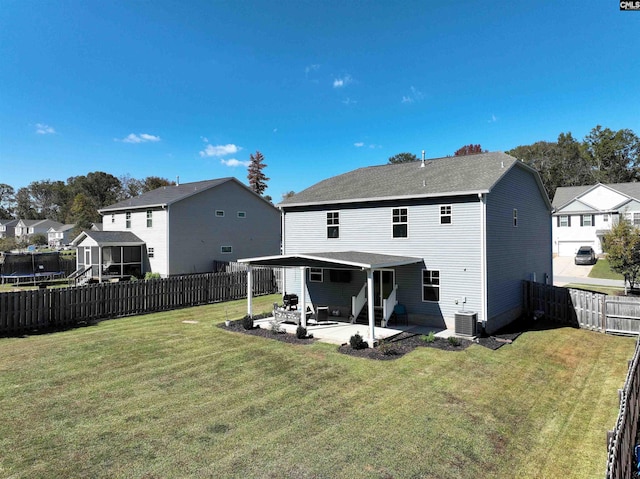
xmin=278 ymin=189 xmax=489 ymax=209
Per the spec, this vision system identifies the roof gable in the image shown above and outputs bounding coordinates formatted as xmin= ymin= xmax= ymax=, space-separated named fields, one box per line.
xmin=279 ymin=152 xmax=539 ymax=207
xmin=99 ymin=178 xmax=233 ymax=212
xmin=558 ymin=199 xmax=597 ymax=213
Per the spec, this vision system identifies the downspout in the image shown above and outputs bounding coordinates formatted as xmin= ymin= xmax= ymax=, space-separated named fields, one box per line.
xmin=281 ymin=209 xmax=286 ymax=294
xmin=479 ymin=193 xmax=488 ymax=330
xmin=165 ymin=204 xmax=169 ymax=277
xmin=99 ymin=247 xmax=103 ymax=283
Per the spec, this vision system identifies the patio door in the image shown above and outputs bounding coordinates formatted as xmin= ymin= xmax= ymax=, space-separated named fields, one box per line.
xmin=373 ymin=270 xmax=395 ymax=308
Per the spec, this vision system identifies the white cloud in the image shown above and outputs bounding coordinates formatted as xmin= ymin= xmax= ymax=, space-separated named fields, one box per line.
xmin=401 ymin=86 xmax=424 ymax=104
xmin=305 ymin=64 xmax=320 ymax=75
xmin=333 ymin=74 xmax=352 ymax=88
xmin=221 ymin=158 xmax=250 ymax=167
xmin=342 ymin=97 xmax=357 ymax=105
xmin=199 ymin=143 xmax=241 ymax=158
xmin=118 ymin=133 xmax=161 ymax=143
xmin=488 ymin=114 xmax=498 ymax=123
xmin=354 ymin=142 xmax=365 ymax=147
xmin=35 ymin=123 xmax=55 ymax=135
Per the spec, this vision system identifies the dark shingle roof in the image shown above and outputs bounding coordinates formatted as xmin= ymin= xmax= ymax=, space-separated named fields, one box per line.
xmin=99 ymin=178 xmax=233 ymax=212
xmin=73 ymin=231 xmax=145 ymax=246
xmin=279 ymin=152 xmax=528 ymax=206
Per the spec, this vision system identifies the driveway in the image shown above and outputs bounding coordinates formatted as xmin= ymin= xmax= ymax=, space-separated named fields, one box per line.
xmin=553 ymin=256 xmax=625 ymax=288
xmin=553 ymin=256 xmax=593 ymax=280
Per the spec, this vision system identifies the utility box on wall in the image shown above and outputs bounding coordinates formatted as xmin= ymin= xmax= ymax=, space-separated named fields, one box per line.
xmin=454 ymin=311 xmax=478 ymax=336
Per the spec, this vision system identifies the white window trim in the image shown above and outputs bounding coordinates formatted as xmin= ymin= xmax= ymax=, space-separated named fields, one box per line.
xmin=421 ymin=269 xmax=440 ymax=303
xmin=215 ymin=210 xmax=225 ymax=217
xmin=392 ymin=208 xmax=408 ymax=239
xmin=309 ymin=268 xmax=323 ymax=282
xmin=513 ymin=209 xmax=518 ymax=227
xmin=148 ymin=247 xmax=154 ymax=258
xmin=440 ymin=205 xmax=452 ymax=225
xmin=327 ymin=211 xmax=339 ymax=239
xmin=559 ymin=215 xmax=569 ymax=227
xmin=237 ymin=211 xmax=246 ymax=218
xmin=125 ymin=211 xmax=131 ymax=229
xmin=146 ymin=210 xmax=153 ymax=228
xmin=220 ymin=246 xmax=232 ymax=254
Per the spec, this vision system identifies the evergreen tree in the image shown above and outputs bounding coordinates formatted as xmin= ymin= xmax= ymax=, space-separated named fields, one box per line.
xmin=247 ymin=151 xmax=269 ymax=196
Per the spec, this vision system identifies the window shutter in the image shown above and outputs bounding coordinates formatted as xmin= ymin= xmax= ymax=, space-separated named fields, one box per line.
xmin=557 ymin=216 xmax=560 ymax=227
xmin=592 ymin=214 xmax=595 ymax=226
xmin=580 ymin=216 xmax=583 ymax=227
xmin=568 ymin=216 xmax=571 ymax=227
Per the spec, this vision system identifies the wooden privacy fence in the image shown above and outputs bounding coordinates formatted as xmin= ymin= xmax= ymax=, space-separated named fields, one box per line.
xmin=0 ymin=269 xmax=278 ymax=334
xmin=523 ymin=281 xmax=640 ymax=334
xmin=605 ymin=335 xmax=640 ymax=479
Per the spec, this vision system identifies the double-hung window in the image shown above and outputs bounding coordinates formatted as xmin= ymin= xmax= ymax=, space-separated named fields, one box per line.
xmin=558 ymin=215 xmax=570 ymax=227
xmin=146 ymin=210 xmax=153 ymax=228
xmin=309 ymin=268 xmax=323 ymax=282
xmin=392 ymin=208 xmax=408 ymax=238
xmin=125 ymin=212 xmax=131 ymax=229
xmin=422 ymin=270 xmax=440 ymax=302
xmin=581 ymin=214 xmax=594 ymax=227
xmin=327 ymin=212 xmax=339 ymax=238
xmin=440 ymin=205 xmax=452 ymax=224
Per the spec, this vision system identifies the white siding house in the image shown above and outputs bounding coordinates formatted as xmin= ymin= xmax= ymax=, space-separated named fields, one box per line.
xmin=72 ymin=178 xmax=281 ymax=280
xmin=241 ymin=152 xmax=552 ymax=336
xmin=552 ymin=183 xmax=640 ymax=256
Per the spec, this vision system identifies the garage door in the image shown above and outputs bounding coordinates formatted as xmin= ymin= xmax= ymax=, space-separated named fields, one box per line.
xmin=558 ymin=241 xmax=594 ymax=257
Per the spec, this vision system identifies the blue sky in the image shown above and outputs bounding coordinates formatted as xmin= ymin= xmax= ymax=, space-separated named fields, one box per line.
xmin=1 ymin=0 xmax=639 ymax=202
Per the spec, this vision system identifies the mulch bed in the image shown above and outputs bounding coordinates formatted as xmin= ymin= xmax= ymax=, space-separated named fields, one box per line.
xmin=220 ymin=315 xmax=545 ymax=360
xmin=219 ymin=319 xmax=317 ymax=345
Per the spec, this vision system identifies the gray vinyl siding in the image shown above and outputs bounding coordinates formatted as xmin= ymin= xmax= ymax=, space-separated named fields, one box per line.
xmin=168 ymin=181 xmax=280 ymax=275
xmin=485 ymin=165 xmax=552 ymax=331
xmin=283 ymin=197 xmax=483 ymax=324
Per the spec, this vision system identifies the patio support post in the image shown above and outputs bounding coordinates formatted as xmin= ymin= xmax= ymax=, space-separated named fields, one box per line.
xmin=98 ymin=247 xmax=103 ymax=283
xmin=367 ymin=268 xmax=375 ymax=347
xmin=247 ymin=265 xmax=253 ymax=317
xmin=299 ymin=266 xmax=307 ymax=328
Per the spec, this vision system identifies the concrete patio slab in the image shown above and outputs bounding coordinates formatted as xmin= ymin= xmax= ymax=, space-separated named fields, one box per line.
xmin=253 ymin=317 xmax=457 ymax=345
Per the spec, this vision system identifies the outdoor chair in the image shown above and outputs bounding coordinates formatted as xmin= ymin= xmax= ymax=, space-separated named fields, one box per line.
xmin=391 ymin=304 xmax=409 ymax=326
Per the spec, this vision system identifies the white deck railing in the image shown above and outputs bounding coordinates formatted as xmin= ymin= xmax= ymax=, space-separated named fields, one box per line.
xmin=382 ymin=285 xmax=398 ymax=327
xmin=351 ymin=282 xmax=367 ymax=322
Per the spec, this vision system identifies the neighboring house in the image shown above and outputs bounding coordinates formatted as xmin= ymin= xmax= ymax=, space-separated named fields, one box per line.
xmin=47 ymin=224 xmax=76 ymax=248
xmin=71 ymin=177 xmax=281 ymax=280
xmin=0 ymin=219 xmax=18 ymax=239
xmin=552 ymin=182 xmax=640 ymax=257
xmin=14 ymin=219 xmax=63 ymax=242
xmin=241 ymin=152 xmax=552 ymax=336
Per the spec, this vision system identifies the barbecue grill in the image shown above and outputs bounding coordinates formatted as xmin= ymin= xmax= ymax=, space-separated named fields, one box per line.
xmin=283 ymin=293 xmax=299 ymax=310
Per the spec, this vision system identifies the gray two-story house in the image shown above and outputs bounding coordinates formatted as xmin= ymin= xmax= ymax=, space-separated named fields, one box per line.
xmin=241 ymin=152 xmax=552 ymax=338
xmin=72 ymin=177 xmax=281 ymax=280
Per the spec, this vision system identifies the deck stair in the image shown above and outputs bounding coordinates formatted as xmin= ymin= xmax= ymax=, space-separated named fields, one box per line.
xmin=355 ymin=303 xmax=384 ymax=327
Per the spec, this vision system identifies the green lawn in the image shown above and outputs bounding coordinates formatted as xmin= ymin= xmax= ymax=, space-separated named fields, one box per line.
xmin=0 ymin=294 xmax=635 ymax=479
xmin=590 ymin=258 xmax=624 ymax=281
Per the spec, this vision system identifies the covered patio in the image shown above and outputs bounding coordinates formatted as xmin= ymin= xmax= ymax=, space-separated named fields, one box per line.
xmin=238 ymin=251 xmax=424 ymax=346
xmin=251 ymin=316 xmax=455 ymax=345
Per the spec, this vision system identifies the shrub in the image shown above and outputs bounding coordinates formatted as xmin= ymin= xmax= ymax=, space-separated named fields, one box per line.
xmin=144 ymin=272 xmax=161 ymax=280
xmin=447 ymin=336 xmax=461 ymax=347
xmin=349 ymin=332 xmax=367 ymax=350
xmin=269 ymin=317 xmax=283 ymax=334
xmin=296 ymin=325 xmax=307 ymax=339
xmin=421 ymin=331 xmax=436 ymax=343
xmin=377 ymin=340 xmax=395 ymax=356
xmin=241 ymin=315 xmax=254 ymax=330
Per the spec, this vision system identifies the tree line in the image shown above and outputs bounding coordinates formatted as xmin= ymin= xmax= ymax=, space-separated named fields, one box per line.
xmin=387 ymin=126 xmax=640 ymax=199
xmin=0 ymin=174 xmax=175 ymax=229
